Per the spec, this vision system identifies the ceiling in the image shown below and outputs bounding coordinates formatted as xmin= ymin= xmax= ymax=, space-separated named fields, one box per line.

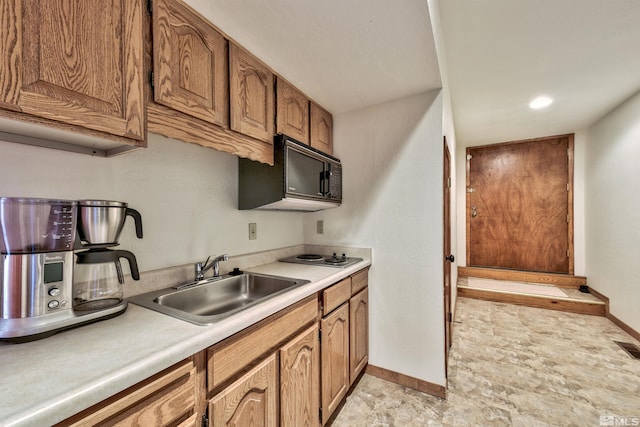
xmin=185 ymin=0 xmax=441 ymax=114
xmin=439 ymin=0 xmax=640 ymax=146
xmin=184 ymin=1 xmax=640 ymax=148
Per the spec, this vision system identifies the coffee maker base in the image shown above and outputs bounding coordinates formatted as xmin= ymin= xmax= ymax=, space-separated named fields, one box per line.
xmin=0 ymin=300 xmax=128 ymax=343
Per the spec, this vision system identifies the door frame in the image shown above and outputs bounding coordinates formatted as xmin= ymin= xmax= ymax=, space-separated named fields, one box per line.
xmin=465 ymin=134 xmax=575 ymax=274
xmin=443 ymin=137 xmax=453 ymax=378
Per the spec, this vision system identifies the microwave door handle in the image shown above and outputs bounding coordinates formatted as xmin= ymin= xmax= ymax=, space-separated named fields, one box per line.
xmin=319 ymin=171 xmax=326 ymax=196
xmin=323 ymin=166 xmax=331 ymax=197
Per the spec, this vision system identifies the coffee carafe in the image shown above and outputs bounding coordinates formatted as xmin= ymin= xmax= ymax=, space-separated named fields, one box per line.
xmin=73 ymin=200 xmax=143 ymax=311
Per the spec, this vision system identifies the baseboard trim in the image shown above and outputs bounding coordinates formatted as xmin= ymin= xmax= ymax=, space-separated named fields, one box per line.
xmin=458 ymin=287 xmax=606 ymax=317
xmin=588 ymin=287 xmax=640 ymax=342
xmin=458 ymin=266 xmax=587 ymax=288
xmin=365 ymin=364 xmax=446 ymax=399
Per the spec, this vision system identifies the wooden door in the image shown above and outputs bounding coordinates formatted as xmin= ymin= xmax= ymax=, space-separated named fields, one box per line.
xmin=443 ymin=139 xmax=453 ymax=377
xmin=209 ymin=354 xmax=277 ymax=427
xmin=229 ymin=43 xmax=274 ymax=142
xmin=153 ymin=0 xmax=228 ymax=127
xmin=467 ymin=135 xmax=573 ymax=273
xmin=320 ymin=303 xmax=349 ymax=425
xmin=280 ymin=324 xmax=320 ymax=427
xmin=276 ymin=79 xmax=309 ymax=144
xmin=0 ymin=0 xmax=145 ymax=141
xmin=310 ymin=102 xmax=333 ymax=155
xmin=349 ymin=288 xmax=368 ymax=384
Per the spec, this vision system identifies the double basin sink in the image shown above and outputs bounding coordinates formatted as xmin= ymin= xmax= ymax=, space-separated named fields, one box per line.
xmin=129 ymin=273 xmax=310 ymax=325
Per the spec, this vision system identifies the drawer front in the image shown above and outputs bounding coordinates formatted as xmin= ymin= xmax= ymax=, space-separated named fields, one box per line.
xmin=58 ymin=359 xmax=196 ymax=427
xmin=322 ymin=277 xmax=351 ymax=316
xmin=208 ymin=295 xmax=318 ymax=391
xmin=351 ymin=268 xmax=369 ymax=295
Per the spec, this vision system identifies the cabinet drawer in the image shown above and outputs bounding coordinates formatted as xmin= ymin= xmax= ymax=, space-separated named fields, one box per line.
xmin=208 ymin=295 xmax=317 ymax=391
xmin=351 ymin=268 xmax=369 ymax=295
xmin=322 ymin=277 xmax=351 ymax=316
xmin=58 ymin=359 xmax=196 ymax=427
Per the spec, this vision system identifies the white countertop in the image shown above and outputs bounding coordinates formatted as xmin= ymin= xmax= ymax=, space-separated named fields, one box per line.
xmin=0 ymin=258 xmax=370 ymax=427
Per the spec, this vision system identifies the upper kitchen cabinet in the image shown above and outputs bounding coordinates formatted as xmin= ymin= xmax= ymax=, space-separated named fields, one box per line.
xmin=310 ymin=102 xmax=333 ymax=155
xmin=229 ymin=43 xmax=275 ymax=143
xmin=147 ymin=2 xmax=274 ymax=165
xmin=0 ymin=0 xmax=146 ymax=152
xmin=152 ymin=0 xmax=228 ymax=127
xmin=276 ymin=78 xmax=309 ymax=145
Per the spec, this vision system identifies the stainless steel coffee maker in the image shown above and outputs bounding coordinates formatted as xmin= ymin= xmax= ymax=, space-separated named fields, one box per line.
xmin=0 ymin=198 xmax=125 ymax=341
xmin=73 ymin=200 xmax=142 ymax=311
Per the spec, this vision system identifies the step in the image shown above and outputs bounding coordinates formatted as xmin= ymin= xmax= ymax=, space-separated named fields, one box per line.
xmin=457 ymin=285 xmax=606 ymax=316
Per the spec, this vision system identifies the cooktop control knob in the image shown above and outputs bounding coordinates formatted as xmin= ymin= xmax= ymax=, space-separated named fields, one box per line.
xmin=48 ymin=287 xmax=61 ymax=297
xmin=48 ymin=300 xmax=60 ymax=309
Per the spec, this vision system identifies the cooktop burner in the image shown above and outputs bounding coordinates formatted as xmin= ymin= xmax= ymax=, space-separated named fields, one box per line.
xmin=295 ymin=254 xmax=325 ymax=261
xmin=280 ymin=253 xmax=363 ymax=268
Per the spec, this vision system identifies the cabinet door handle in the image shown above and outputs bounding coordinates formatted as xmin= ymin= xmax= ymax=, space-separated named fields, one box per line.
xmin=471 ymin=205 xmax=477 ymax=217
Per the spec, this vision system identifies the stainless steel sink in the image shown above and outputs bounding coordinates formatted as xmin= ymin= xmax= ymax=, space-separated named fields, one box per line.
xmin=128 ymin=273 xmax=310 ymax=325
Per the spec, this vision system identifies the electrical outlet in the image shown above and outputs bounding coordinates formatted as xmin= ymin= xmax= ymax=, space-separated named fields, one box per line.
xmin=317 ymin=220 xmax=324 ymax=234
xmin=249 ymin=223 xmax=257 ymax=240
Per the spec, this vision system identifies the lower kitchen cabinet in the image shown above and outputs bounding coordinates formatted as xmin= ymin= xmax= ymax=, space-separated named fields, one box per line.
xmin=209 ymin=354 xmax=278 ymax=427
xmin=320 ymin=302 xmax=350 ymax=425
xmin=280 ymin=324 xmax=320 ymax=427
xmin=350 ymin=288 xmax=369 ymax=383
xmin=55 ymin=355 xmax=205 ymax=427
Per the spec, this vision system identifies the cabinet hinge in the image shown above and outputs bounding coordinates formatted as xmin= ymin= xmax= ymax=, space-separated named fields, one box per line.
xmin=567 ymin=249 xmax=570 ymax=258
xmin=201 ymin=412 xmax=209 ymax=427
xmin=447 ymin=177 xmax=451 ymax=189
xmin=567 ymin=214 xmax=570 ymax=223
xmin=566 ymin=183 xmax=570 ymax=192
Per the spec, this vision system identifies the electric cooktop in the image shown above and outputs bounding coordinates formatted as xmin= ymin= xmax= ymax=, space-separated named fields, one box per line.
xmin=279 ymin=253 xmax=363 ymax=268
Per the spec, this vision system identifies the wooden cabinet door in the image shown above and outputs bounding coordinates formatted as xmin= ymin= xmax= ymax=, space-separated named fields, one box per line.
xmin=229 ymin=43 xmax=274 ymax=142
xmin=0 ymin=0 xmax=145 ymax=140
xmin=280 ymin=324 xmax=320 ymax=427
xmin=320 ymin=303 xmax=349 ymax=425
xmin=152 ymin=0 xmax=228 ymax=127
xmin=209 ymin=354 xmax=278 ymax=427
xmin=310 ymin=102 xmax=333 ymax=155
xmin=349 ymin=288 xmax=369 ymax=384
xmin=276 ymin=79 xmax=309 ymax=144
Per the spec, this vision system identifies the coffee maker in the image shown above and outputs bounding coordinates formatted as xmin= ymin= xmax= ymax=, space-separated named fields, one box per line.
xmin=0 ymin=198 xmax=142 ymax=342
xmin=73 ymin=200 xmax=142 ymax=311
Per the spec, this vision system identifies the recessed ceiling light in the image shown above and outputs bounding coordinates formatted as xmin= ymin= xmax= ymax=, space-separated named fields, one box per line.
xmin=529 ymin=96 xmax=553 ymax=109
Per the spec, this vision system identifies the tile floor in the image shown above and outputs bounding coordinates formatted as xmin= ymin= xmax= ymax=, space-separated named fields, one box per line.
xmin=332 ymin=297 xmax=640 ymax=427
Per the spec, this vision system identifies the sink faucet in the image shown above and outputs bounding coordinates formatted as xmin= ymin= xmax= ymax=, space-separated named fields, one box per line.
xmin=195 ymin=254 xmax=229 ymax=281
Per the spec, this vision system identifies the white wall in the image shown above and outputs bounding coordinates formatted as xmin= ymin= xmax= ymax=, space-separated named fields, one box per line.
xmin=428 ymin=0 xmax=459 ymax=310
xmin=585 ymin=90 xmax=640 ymax=332
xmin=0 ymin=134 xmax=304 ymax=272
xmin=304 ymin=90 xmax=446 ymax=386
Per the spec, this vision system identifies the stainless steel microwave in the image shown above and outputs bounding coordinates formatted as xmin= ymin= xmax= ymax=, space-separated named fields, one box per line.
xmin=239 ymin=134 xmax=342 ymax=211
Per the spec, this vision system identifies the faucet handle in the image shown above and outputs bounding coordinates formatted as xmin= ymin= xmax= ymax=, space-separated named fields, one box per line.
xmin=195 ymin=256 xmax=211 ymax=281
